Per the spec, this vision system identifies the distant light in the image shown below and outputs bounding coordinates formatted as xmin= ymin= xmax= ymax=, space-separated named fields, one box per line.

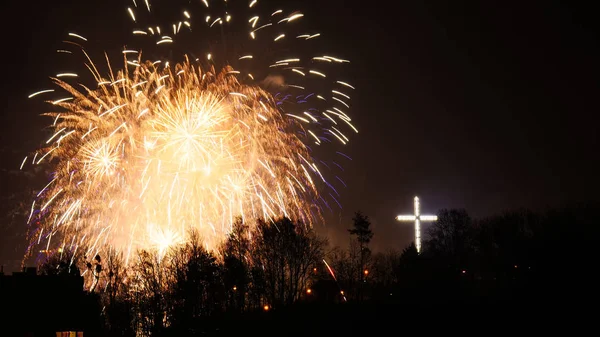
xmin=340 ymin=290 xmax=344 ymax=295
xmin=232 ymin=286 xmax=237 ymax=291
xmin=514 ymin=265 xmax=518 ymax=268
xmin=306 ymin=288 xmax=312 ymax=294
xmin=263 ymin=305 xmax=270 ymax=311
xmin=462 ymin=270 xmax=466 ymax=274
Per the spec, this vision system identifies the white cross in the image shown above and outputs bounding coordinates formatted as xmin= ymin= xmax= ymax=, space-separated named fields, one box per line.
xmin=395 ymin=196 xmax=437 ymax=253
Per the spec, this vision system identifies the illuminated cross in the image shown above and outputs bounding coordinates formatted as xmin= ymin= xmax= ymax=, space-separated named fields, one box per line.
xmin=395 ymin=196 xmax=437 ymax=253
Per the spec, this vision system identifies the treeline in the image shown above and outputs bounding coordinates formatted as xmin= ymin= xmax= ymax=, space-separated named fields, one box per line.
xmin=337 ymin=203 xmax=598 ymax=309
xmin=36 ymin=202 xmax=598 ymax=336
xmin=40 ymin=217 xmax=327 ymax=337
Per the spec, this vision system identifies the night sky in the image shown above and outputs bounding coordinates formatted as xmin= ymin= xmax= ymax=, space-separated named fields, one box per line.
xmin=1 ymin=0 xmax=598 ymax=270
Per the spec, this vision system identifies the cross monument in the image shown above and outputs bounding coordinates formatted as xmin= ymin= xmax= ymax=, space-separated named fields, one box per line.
xmin=396 ymin=196 xmax=437 ymax=253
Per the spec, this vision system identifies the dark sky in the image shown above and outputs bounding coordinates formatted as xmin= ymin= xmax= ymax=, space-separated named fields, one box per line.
xmin=1 ymin=0 xmax=598 ymax=269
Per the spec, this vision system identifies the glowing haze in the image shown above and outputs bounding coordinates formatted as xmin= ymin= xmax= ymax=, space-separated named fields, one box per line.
xmin=24 ymin=0 xmax=356 ymax=262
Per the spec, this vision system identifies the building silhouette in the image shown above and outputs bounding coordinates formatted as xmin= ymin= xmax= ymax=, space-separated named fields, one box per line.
xmin=0 ymin=266 xmax=101 ymax=337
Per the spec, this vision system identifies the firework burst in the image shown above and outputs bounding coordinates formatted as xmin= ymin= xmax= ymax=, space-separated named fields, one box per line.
xmin=24 ymin=0 xmax=356 ymax=261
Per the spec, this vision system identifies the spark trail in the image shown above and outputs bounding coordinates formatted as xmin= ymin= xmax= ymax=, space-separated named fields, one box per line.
xmin=25 ymin=0 xmax=356 ymax=262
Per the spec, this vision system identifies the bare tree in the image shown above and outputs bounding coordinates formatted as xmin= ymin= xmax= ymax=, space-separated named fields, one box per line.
xmin=100 ymin=248 xmax=134 ymax=337
xmin=130 ymin=249 xmax=170 ymax=337
xmin=251 ymin=217 xmax=325 ymax=307
xmin=329 ymin=240 xmax=361 ymax=300
xmin=220 ymin=217 xmax=251 ymax=312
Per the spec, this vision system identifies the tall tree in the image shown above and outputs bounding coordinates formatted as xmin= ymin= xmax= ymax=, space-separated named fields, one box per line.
xmin=348 ymin=211 xmax=373 ymax=284
xmin=168 ymin=229 xmax=223 ymax=331
xmin=251 ymin=217 xmax=325 ymax=307
xmin=220 ymin=217 xmax=251 ymax=312
xmin=130 ymin=249 xmax=169 ymax=337
xmin=100 ymin=248 xmax=134 ymax=337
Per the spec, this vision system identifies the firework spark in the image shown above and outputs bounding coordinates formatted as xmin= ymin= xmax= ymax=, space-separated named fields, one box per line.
xmin=25 ymin=0 xmax=356 ymax=261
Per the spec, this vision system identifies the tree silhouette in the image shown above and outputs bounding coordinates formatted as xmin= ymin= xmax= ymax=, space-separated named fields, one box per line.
xmin=169 ymin=229 xmax=223 ymax=331
xmin=100 ymin=248 xmax=134 ymax=337
xmin=348 ymin=211 xmax=373 ymax=298
xmin=23 ymin=203 xmax=600 ymax=336
xmin=130 ymin=249 xmax=169 ymax=337
xmin=221 ymin=217 xmax=251 ymax=313
xmin=327 ymin=246 xmax=355 ymax=300
xmin=424 ymin=208 xmax=473 ymax=269
xmin=396 ymin=242 xmax=421 ymax=290
xmin=251 ymin=217 xmax=325 ymax=307
xmin=38 ymin=247 xmax=82 ymax=276
xmin=477 ymin=209 xmax=538 ymax=276
xmin=370 ymin=250 xmax=400 ymax=292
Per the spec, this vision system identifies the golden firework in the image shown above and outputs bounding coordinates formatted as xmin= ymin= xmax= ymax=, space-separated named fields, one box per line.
xmin=25 ymin=0 xmax=356 ymax=261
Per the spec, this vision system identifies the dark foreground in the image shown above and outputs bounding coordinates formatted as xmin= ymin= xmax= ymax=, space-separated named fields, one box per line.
xmin=169 ymin=285 xmax=590 ymax=336
xmin=1 ymin=280 xmax=592 ymax=337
